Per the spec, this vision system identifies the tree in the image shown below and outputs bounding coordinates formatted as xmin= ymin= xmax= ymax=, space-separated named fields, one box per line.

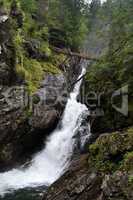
xmin=89 ymin=0 xmax=101 ymax=19
xmin=48 ymin=0 xmax=88 ymax=50
xmin=20 ymin=0 xmax=37 ymax=13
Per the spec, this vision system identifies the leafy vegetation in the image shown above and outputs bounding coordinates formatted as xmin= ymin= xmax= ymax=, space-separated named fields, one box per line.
xmin=1 ymin=0 xmax=88 ymax=93
xmin=48 ymin=0 xmax=88 ymax=50
xmin=85 ymin=0 xmax=133 ymax=132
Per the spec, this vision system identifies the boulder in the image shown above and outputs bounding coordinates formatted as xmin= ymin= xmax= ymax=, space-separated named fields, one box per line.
xmin=0 ymin=73 xmax=68 ymax=171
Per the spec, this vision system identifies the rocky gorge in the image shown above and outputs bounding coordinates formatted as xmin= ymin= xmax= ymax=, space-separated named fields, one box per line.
xmin=0 ymin=3 xmax=82 ymax=171
xmin=43 ymin=127 xmax=133 ymax=200
xmin=0 ymin=0 xmax=133 ymax=200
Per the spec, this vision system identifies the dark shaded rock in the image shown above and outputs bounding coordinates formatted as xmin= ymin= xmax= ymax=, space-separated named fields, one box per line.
xmin=30 ymin=74 xmax=68 ymax=130
xmin=0 ymin=73 xmax=68 ymax=171
xmin=0 ymin=10 xmax=16 ymax=85
xmin=0 ymin=85 xmax=28 ymax=170
xmin=101 ymin=172 xmax=133 ymax=200
xmin=65 ymin=57 xmax=82 ymax=92
xmin=24 ymin=39 xmax=48 ymax=60
xmin=73 ymin=110 xmax=91 ymax=154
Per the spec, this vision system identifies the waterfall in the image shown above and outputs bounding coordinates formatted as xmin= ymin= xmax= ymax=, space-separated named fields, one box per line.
xmin=0 ymin=67 xmax=89 ymax=196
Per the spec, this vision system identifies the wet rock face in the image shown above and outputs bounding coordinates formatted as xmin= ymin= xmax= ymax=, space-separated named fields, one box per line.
xmin=73 ymin=111 xmax=91 ymax=154
xmin=0 ymin=73 xmax=68 ymax=171
xmin=43 ymin=156 xmax=102 ymax=200
xmin=0 ymin=8 xmax=26 ymax=170
xmin=0 ymin=6 xmax=68 ymax=170
xmin=30 ymin=74 xmax=68 ymax=130
xmin=44 ymin=161 xmax=133 ymax=200
xmin=0 ymin=85 xmax=29 ymax=170
xmin=65 ymin=57 xmax=82 ymax=91
xmin=0 ymin=86 xmax=25 ymax=141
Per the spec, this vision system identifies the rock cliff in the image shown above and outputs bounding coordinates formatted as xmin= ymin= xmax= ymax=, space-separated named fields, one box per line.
xmin=43 ymin=127 xmax=133 ymax=200
xmin=0 ymin=6 xmax=81 ymax=171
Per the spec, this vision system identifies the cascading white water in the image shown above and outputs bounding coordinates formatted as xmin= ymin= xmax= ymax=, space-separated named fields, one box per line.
xmin=0 ymin=67 xmax=88 ymax=196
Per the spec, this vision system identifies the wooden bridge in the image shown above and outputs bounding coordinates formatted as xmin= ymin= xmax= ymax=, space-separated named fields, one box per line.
xmin=51 ymin=47 xmax=98 ymax=61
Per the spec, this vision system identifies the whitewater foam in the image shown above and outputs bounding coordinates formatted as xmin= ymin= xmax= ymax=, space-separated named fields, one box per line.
xmin=0 ymin=67 xmax=88 ymax=196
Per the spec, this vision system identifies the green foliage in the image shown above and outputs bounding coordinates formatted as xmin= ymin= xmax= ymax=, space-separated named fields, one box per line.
xmin=128 ymin=175 xmax=133 ymax=184
xmin=0 ymin=0 xmax=11 ymax=10
xmin=16 ymin=55 xmax=61 ymax=93
xmin=16 ymin=57 xmax=44 ymax=93
xmin=85 ymin=0 xmax=133 ymax=132
xmin=88 ymin=127 xmax=133 ymax=173
xmin=2 ymin=0 xmax=88 ymax=93
xmin=121 ymin=152 xmax=133 ymax=171
xmin=48 ymin=0 xmax=88 ymax=50
xmin=19 ymin=0 xmax=37 ymax=13
xmin=39 ymin=42 xmax=51 ymax=57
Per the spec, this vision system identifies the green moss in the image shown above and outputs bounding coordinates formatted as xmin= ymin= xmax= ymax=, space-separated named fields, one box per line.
xmin=25 ymin=108 xmax=33 ymax=118
xmin=20 ymin=0 xmax=37 ymax=13
xmin=16 ymin=55 xmax=61 ymax=93
xmin=120 ymin=151 xmax=133 ymax=171
xmin=42 ymin=62 xmax=61 ymax=74
xmin=13 ymin=29 xmax=25 ymax=62
xmin=128 ymin=175 xmax=133 ymax=184
xmin=16 ymin=57 xmax=43 ymax=93
xmin=32 ymin=95 xmax=40 ymax=104
xmin=10 ymin=4 xmax=62 ymax=94
xmin=88 ymin=127 xmax=133 ymax=173
xmin=22 ymin=14 xmax=37 ymax=37
xmin=0 ymin=0 xmax=11 ymax=10
xmin=39 ymin=42 xmax=51 ymax=57
xmin=34 ymin=26 xmax=49 ymax=41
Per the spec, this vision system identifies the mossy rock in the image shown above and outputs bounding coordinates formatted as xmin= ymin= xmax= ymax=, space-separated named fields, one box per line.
xmin=120 ymin=151 xmax=133 ymax=172
xmin=32 ymin=94 xmax=40 ymax=104
xmin=88 ymin=127 xmax=133 ymax=173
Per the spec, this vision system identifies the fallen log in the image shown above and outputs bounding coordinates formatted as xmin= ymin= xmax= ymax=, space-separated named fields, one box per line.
xmin=71 ymin=74 xmax=86 ymax=88
xmin=51 ymin=47 xmax=99 ymax=61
